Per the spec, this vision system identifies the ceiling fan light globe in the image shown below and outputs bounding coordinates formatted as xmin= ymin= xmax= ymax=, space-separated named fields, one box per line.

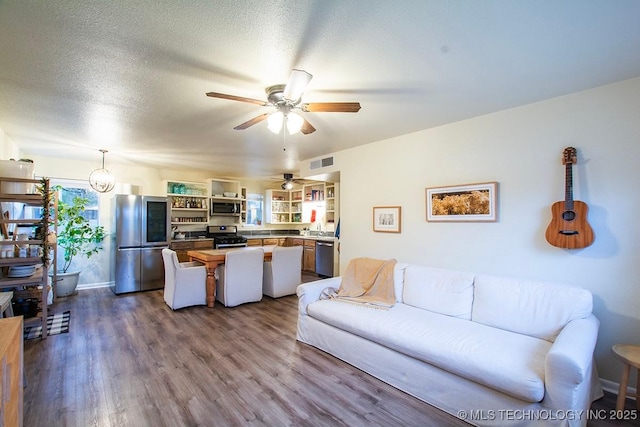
xmin=267 ymin=112 xmax=284 ymax=134
xmin=286 ymin=112 xmax=304 ymax=134
xmin=89 ymin=168 xmax=115 ymax=193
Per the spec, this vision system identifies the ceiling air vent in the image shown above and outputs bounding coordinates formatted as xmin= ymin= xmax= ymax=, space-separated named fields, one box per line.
xmin=310 ymin=156 xmax=334 ymax=170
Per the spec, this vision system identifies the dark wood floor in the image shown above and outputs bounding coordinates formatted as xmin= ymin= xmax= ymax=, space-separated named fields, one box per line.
xmin=22 ymin=276 xmax=638 ymax=426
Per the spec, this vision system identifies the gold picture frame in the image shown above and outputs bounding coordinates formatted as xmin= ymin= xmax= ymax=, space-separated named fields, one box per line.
xmin=426 ymin=182 xmax=498 ymax=222
xmin=373 ymin=206 xmax=402 ymax=233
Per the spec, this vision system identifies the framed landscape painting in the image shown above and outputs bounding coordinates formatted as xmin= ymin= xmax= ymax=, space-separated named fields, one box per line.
xmin=373 ymin=206 xmax=402 ymax=233
xmin=426 ymin=182 xmax=497 ymax=222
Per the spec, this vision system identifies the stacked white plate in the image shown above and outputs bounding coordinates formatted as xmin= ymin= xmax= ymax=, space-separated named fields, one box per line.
xmin=8 ymin=265 xmax=36 ymax=278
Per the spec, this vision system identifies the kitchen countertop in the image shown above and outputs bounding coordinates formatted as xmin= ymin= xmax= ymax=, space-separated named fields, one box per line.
xmin=244 ymin=235 xmax=336 ymax=241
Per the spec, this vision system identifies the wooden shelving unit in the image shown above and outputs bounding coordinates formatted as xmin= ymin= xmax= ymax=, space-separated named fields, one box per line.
xmin=0 ymin=177 xmax=53 ymax=337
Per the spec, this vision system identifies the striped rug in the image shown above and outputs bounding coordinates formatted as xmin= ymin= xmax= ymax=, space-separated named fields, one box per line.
xmin=23 ymin=310 xmax=70 ymax=340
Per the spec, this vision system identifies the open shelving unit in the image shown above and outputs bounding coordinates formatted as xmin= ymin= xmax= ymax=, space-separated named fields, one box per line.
xmin=0 ymin=177 xmax=55 ymax=337
xmin=165 ymin=180 xmax=209 ymax=225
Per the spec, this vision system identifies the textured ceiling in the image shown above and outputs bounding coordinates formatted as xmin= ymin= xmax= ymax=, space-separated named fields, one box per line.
xmin=1 ymin=1 xmax=639 ymax=180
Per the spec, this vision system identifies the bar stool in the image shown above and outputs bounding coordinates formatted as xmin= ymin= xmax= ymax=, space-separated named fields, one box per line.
xmin=612 ymin=344 xmax=640 ymax=411
xmin=0 ymin=291 xmax=13 ymax=317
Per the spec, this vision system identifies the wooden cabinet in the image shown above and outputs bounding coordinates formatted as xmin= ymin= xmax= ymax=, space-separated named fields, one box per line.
xmin=165 ymin=180 xmax=209 ymax=225
xmin=0 ymin=317 xmax=23 ymax=427
xmin=0 ymin=177 xmax=52 ymax=335
xmin=246 ymin=239 xmax=262 ymax=247
xmin=303 ymin=239 xmax=316 ymax=273
xmin=289 ymin=238 xmax=304 ymax=247
xmin=248 ymin=238 xmax=287 ymax=247
xmin=170 ymin=239 xmax=213 ymax=262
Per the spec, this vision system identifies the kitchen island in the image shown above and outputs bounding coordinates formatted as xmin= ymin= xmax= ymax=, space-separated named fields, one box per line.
xmin=187 ymin=245 xmax=276 ymax=307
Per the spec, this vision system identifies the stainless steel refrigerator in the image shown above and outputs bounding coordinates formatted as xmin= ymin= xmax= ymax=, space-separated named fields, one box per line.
xmin=111 ymin=195 xmax=170 ymax=294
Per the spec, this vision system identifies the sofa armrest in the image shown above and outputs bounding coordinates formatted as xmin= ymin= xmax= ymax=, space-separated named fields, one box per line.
xmin=297 ymin=277 xmax=342 ymax=315
xmin=544 ymin=314 xmax=600 ymax=409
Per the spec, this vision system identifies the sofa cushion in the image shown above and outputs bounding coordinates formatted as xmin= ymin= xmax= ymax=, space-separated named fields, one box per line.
xmin=471 ymin=274 xmax=593 ymax=342
xmin=307 ymin=300 xmax=550 ymax=402
xmin=393 ymin=263 xmax=410 ymax=303
xmin=402 ymin=265 xmax=475 ymax=319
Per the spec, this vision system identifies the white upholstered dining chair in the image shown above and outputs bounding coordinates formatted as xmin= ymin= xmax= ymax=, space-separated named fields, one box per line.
xmin=162 ymin=248 xmax=207 ymax=310
xmin=262 ymin=245 xmax=303 ymax=298
xmin=215 ymin=248 xmax=264 ymax=307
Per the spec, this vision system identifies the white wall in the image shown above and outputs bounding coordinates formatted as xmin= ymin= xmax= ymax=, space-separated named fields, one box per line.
xmin=335 ymin=77 xmax=640 ymax=384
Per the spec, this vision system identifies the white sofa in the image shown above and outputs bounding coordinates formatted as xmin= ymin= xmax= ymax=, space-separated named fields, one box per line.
xmin=297 ymin=263 xmax=603 ymax=427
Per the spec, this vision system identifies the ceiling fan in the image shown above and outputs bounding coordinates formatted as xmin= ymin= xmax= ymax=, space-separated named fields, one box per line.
xmin=206 ymin=69 xmax=361 ymax=135
xmin=270 ymin=173 xmax=310 ymax=190
xmin=281 ymin=173 xmax=302 ymax=189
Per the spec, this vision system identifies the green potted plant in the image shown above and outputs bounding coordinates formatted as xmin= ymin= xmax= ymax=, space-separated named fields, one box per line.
xmin=52 ymin=186 xmax=106 ymax=296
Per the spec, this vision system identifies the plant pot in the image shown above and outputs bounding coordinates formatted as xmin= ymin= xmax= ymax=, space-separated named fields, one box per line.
xmin=52 ymin=271 xmax=81 ymax=297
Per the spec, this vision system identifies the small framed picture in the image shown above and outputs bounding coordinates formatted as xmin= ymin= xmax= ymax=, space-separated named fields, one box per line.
xmin=373 ymin=206 xmax=402 ymax=233
xmin=426 ymin=182 xmax=498 ymax=222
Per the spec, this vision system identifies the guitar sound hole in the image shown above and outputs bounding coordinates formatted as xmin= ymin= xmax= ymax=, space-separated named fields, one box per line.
xmin=562 ymin=211 xmax=576 ymax=221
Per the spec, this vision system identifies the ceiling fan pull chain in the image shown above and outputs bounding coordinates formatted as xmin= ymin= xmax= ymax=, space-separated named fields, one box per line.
xmin=282 ymin=128 xmax=287 ymax=151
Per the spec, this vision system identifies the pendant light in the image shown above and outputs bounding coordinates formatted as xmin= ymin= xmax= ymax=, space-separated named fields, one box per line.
xmin=88 ymin=149 xmax=115 ymax=193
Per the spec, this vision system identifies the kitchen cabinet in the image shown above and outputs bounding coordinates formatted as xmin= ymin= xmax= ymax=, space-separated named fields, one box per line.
xmin=165 ymin=180 xmax=209 ymax=225
xmin=265 ymin=189 xmax=304 ymax=224
xmin=209 ymin=178 xmax=242 ymax=222
xmin=303 ymin=239 xmax=316 ymax=273
xmin=170 ymin=239 xmax=213 ymax=262
xmin=240 ymin=187 xmax=247 ymax=224
xmin=265 ymin=190 xmax=291 ymax=224
xmin=0 ymin=176 xmax=53 ymax=335
xmin=302 ymin=182 xmax=336 ymax=225
xmin=288 ymin=238 xmax=304 ymax=247
xmin=0 ymin=317 xmax=23 ymax=427
xmin=290 ymin=189 xmax=303 ymax=223
xmin=246 ymin=239 xmax=262 ymax=247
xmin=325 ymin=183 xmax=336 ymax=225
xmin=246 ymin=238 xmax=286 ymax=247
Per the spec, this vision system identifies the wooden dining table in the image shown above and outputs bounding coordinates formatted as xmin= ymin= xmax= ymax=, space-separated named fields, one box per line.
xmin=187 ymin=245 xmax=276 ymax=307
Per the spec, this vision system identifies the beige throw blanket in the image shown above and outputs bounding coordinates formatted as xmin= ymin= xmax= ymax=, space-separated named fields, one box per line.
xmin=333 ymin=257 xmax=397 ymax=308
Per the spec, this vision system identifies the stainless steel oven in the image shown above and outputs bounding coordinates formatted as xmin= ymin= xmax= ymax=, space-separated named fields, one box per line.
xmin=215 ymin=241 xmax=247 ymax=249
xmin=206 ymin=225 xmax=247 ymax=248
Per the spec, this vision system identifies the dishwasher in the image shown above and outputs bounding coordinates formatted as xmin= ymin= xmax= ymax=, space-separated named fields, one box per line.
xmin=315 ymin=240 xmax=334 ymax=277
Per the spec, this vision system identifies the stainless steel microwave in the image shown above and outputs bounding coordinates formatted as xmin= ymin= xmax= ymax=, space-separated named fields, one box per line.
xmin=210 ymin=200 xmax=241 ymax=216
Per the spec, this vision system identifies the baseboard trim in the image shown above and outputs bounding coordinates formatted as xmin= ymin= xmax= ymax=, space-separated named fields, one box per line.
xmin=77 ymin=281 xmax=112 ymax=290
xmin=600 ymin=378 xmax=637 ymax=401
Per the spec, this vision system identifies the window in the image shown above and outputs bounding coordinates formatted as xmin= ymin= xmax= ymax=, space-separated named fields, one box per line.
xmin=26 ymin=179 xmax=101 ymax=228
xmin=245 ymin=193 xmax=263 ymax=226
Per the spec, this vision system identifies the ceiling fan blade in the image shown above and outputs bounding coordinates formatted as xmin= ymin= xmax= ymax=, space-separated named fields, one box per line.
xmin=234 ymin=113 xmax=270 ymax=130
xmin=300 ymin=118 xmax=316 ymax=135
xmin=206 ymin=92 xmax=267 ymax=106
xmin=300 ymin=102 xmax=361 ymax=113
xmin=283 ymin=69 xmax=313 ymax=101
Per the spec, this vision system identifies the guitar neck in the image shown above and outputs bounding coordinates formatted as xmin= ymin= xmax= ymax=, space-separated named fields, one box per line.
xmin=564 ymin=162 xmax=574 ymax=210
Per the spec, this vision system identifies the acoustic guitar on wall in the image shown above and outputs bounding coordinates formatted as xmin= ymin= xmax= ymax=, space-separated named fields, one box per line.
xmin=545 ymin=147 xmax=594 ymax=249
